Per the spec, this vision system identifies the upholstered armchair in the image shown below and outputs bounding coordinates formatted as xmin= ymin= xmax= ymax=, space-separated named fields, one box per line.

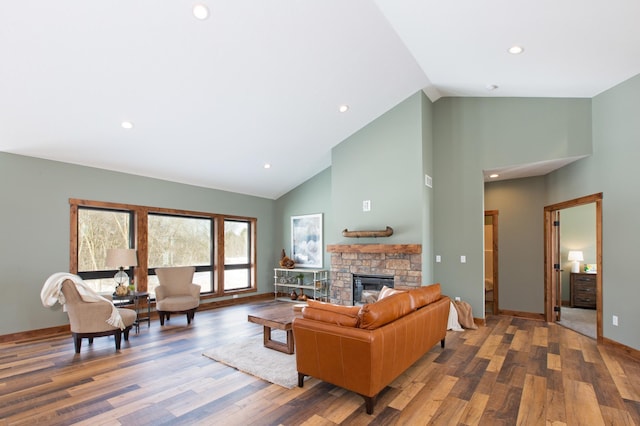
xmin=155 ymin=266 xmax=201 ymax=326
xmin=60 ymin=280 xmax=136 ymax=353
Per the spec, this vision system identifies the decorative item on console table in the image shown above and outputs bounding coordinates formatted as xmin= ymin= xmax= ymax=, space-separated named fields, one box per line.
xmin=279 ymin=249 xmax=295 ymax=269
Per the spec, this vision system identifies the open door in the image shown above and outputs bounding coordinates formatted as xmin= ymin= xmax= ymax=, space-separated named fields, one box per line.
xmin=544 ymin=193 xmax=603 ymax=343
xmin=484 ymin=211 xmax=499 ymax=315
xmin=551 ymin=210 xmax=562 ymax=321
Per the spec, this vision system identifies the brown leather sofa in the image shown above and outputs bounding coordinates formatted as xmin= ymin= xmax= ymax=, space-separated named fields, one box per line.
xmin=292 ymin=283 xmax=450 ymax=414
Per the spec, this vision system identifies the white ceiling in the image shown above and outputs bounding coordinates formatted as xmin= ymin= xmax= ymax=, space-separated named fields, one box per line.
xmin=2 ymin=1 xmax=639 ymax=199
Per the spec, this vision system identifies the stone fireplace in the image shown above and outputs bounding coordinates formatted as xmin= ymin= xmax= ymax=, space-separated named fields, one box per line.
xmin=327 ymin=244 xmax=422 ymax=305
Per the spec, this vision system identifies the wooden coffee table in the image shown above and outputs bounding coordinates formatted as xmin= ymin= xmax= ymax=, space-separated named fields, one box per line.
xmin=247 ymin=302 xmax=302 ymax=354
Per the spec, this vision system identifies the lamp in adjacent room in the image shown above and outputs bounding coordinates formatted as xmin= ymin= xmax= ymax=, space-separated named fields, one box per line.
xmin=106 ymin=248 xmax=138 ymax=294
xmin=567 ymin=250 xmax=584 ymax=273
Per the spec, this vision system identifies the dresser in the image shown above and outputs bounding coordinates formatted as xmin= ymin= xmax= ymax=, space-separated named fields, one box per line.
xmin=570 ymin=272 xmax=597 ymax=309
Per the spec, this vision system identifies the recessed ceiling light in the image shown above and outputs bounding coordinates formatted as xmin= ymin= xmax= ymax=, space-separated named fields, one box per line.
xmin=338 ymin=105 xmax=349 ymax=113
xmin=121 ymin=121 xmax=134 ymax=129
xmin=508 ymin=45 xmax=524 ymax=55
xmin=193 ymin=4 xmax=209 ymax=20
xmin=486 ymin=84 xmax=499 ymax=91
xmin=489 ymin=174 xmax=499 ymax=178
xmin=263 ymin=163 xmax=271 ymax=169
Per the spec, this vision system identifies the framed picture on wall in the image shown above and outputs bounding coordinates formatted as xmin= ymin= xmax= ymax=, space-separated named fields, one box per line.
xmin=291 ymin=213 xmax=323 ymax=268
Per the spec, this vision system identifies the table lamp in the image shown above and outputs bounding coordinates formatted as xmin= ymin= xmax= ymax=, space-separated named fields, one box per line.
xmin=567 ymin=250 xmax=584 ymax=273
xmin=106 ymin=248 xmax=138 ymax=292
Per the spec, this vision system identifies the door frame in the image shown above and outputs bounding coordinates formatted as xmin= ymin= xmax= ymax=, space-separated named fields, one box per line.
xmin=484 ymin=210 xmax=499 ymax=314
xmin=543 ymin=193 xmax=603 ymax=342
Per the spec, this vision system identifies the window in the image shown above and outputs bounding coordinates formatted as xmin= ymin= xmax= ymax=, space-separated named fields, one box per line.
xmin=76 ymin=207 xmax=134 ymax=293
xmin=147 ymin=214 xmax=213 ymax=294
xmin=224 ymin=219 xmax=252 ymax=291
xmin=70 ymin=199 xmax=257 ymax=298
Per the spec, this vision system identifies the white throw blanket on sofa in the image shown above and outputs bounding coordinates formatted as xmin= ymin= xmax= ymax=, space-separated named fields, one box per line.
xmin=41 ymin=272 xmax=125 ymax=330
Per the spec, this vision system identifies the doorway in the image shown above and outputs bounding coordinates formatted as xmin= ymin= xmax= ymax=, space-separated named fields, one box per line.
xmin=484 ymin=211 xmax=499 ymax=315
xmin=544 ymin=193 xmax=603 ymax=342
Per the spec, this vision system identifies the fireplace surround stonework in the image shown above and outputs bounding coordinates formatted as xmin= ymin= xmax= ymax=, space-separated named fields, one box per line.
xmin=327 ymin=244 xmax=422 ymax=305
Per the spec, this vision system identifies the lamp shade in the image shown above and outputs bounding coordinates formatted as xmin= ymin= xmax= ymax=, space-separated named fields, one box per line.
xmin=106 ymin=248 xmax=138 ymax=268
xmin=567 ymin=251 xmax=584 ymax=262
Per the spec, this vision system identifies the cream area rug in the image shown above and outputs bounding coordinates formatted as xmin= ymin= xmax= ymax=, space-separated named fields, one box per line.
xmin=203 ymin=333 xmax=298 ymax=389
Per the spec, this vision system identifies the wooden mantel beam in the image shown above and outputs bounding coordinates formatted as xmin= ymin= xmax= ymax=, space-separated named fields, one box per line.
xmin=326 ymin=244 xmax=421 ymax=254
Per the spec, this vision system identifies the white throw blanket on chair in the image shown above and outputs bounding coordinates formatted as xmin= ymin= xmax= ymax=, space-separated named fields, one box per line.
xmin=41 ymin=272 xmax=125 ymax=330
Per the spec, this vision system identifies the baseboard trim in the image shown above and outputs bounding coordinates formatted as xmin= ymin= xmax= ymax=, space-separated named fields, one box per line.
xmin=602 ymin=337 xmax=640 ymax=361
xmin=0 ymin=325 xmax=70 ymax=344
xmin=497 ymin=309 xmax=546 ymax=321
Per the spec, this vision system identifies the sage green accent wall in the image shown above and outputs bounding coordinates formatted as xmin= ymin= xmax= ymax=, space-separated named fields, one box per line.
xmin=421 ymin=93 xmax=435 ymax=283
xmin=274 ymin=167 xmax=332 ymax=271
xmin=0 ymin=152 xmax=276 ymax=336
xmin=433 ymin=97 xmax=592 ymax=319
xmin=560 ymin=204 xmax=596 ymax=301
xmin=331 ymin=92 xmax=426 ymax=245
xmin=484 ymin=177 xmax=546 ymax=313
xmin=547 ymin=73 xmax=640 ymax=350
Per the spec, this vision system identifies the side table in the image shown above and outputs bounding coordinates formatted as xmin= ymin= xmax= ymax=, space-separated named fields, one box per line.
xmin=112 ymin=291 xmax=151 ymax=333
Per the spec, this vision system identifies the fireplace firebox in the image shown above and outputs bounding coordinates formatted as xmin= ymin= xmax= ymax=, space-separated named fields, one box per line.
xmin=352 ymin=274 xmax=394 ymax=305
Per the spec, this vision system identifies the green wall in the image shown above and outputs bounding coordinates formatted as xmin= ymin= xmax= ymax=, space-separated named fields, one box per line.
xmin=432 ymin=97 xmax=592 ymax=320
xmin=0 ymin=152 xmax=276 ymax=336
xmin=331 ymin=92 xmax=427 ymax=245
xmin=484 ymin=177 xmax=547 ymax=313
xmin=547 ymin=73 xmax=640 ymax=349
xmin=274 ymin=167 xmax=332 ymax=270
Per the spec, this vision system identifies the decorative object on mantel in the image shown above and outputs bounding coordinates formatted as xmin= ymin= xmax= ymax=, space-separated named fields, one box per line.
xmin=342 ymin=226 xmax=393 ymax=238
xmin=279 ymin=249 xmax=295 ymax=269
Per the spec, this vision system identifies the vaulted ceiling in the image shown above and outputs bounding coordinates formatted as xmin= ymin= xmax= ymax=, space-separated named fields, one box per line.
xmin=2 ymin=1 xmax=639 ymax=198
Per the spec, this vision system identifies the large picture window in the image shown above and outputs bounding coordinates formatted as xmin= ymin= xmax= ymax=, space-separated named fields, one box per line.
xmin=147 ymin=214 xmax=213 ymax=294
xmin=76 ymin=207 xmax=134 ymax=293
xmin=224 ymin=219 xmax=252 ymax=291
xmin=70 ymin=199 xmax=257 ymax=298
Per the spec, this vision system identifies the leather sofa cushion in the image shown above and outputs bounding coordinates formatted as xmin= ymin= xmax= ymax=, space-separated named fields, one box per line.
xmin=408 ymin=283 xmax=442 ymax=310
xmin=302 ymin=299 xmax=361 ymax=327
xmin=358 ymin=291 xmax=414 ymax=330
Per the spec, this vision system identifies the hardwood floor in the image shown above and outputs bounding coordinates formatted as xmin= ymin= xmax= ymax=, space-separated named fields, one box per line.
xmin=1 ymin=301 xmax=639 ymax=425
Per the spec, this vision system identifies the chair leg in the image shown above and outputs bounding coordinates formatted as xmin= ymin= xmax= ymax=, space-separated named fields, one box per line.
xmin=124 ymin=327 xmax=130 ymax=341
xmin=186 ymin=309 xmax=196 ymax=324
xmin=89 ymin=337 xmax=94 ymax=345
xmin=73 ymin=333 xmax=81 ymax=354
xmin=114 ymin=330 xmax=122 ymax=350
xmin=159 ymin=312 xmax=165 ymax=326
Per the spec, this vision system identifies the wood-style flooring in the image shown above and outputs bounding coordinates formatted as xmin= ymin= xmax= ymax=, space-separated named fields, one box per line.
xmin=1 ymin=300 xmax=639 ymax=425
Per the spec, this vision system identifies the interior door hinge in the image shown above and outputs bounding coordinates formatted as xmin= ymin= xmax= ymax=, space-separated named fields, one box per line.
xmin=554 ymin=306 xmax=561 ymax=312
xmin=554 ymin=263 xmax=560 ymax=270
xmin=553 ymin=220 xmax=560 ymax=226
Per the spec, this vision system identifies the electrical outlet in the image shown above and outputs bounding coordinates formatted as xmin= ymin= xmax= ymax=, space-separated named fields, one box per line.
xmin=612 ymin=315 xmax=618 ymax=326
xmin=455 ymin=297 xmax=461 ymax=302
xmin=460 ymin=255 xmax=466 ymax=263
xmin=233 ymin=294 xmax=239 ymax=299
xmin=362 ymin=200 xmax=371 ymax=212
xmin=435 ymin=255 xmax=441 ymax=263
